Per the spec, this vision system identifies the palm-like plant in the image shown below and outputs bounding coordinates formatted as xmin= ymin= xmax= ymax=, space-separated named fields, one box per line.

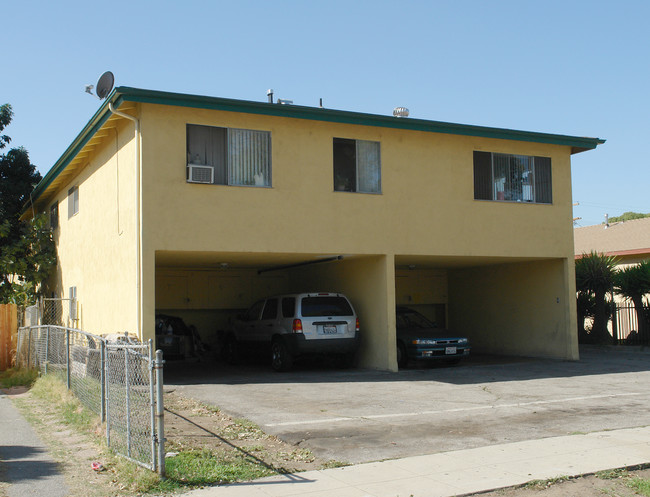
xmin=614 ymin=260 xmax=650 ymax=341
xmin=575 ymin=251 xmax=618 ymax=343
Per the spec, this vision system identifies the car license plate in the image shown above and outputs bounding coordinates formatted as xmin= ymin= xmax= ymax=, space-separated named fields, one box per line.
xmin=445 ymin=346 xmax=457 ymax=355
xmin=322 ymin=325 xmax=338 ymax=334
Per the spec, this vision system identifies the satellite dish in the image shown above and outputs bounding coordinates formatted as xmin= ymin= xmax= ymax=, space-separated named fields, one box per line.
xmin=95 ymin=71 xmax=114 ymax=100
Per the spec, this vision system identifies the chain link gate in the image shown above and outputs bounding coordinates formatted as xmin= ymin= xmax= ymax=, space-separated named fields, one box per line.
xmin=16 ymin=326 xmax=165 ymax=474
xmin=106 ymin=342 xmax=157 ymax=470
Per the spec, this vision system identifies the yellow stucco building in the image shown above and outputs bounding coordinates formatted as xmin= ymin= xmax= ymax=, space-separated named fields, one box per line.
xmin=25 ymin=87 xmax=604 ymax=371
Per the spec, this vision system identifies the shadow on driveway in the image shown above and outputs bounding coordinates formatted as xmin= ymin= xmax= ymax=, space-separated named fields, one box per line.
xmin=164 ymin=344 xmax=650 ymax=387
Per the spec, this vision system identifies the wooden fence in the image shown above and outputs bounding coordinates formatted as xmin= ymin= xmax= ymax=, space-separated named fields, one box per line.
xmin=0 ymin=304 xmax=18 ymax=370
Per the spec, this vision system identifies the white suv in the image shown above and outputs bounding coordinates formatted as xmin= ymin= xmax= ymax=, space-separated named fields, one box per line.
xmin=224 ymin=292 xmax=360 ymax=371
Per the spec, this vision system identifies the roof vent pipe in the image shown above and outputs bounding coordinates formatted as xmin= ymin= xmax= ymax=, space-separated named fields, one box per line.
xmin=267 ymin=89 xmax=274 ymax=104
xmin=604 ymin=213 xmax=609 ymax=228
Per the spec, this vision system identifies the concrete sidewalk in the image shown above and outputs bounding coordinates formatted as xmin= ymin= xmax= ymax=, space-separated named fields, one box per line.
xmin=184 ymin=426 xmax=650 ymax=497
xmin=0 ymin=391 xmax=68 ymax=497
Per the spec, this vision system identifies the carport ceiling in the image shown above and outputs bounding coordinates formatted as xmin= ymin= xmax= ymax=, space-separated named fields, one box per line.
xmin=155 ymin=251 xmax=351 ymax=270
xmin=395 ymin=255 xmax=553 ymax=270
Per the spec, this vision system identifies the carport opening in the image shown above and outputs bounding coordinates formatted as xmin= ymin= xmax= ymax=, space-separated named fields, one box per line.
xmin=395 ymin=256 xmax=576 ymax=362
xmin=154 ymin=252 xmax=391 ymax=368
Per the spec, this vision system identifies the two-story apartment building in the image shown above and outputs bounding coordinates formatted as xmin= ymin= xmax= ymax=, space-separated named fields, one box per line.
xmin=25 ymin=87 xmax=603 ymax=371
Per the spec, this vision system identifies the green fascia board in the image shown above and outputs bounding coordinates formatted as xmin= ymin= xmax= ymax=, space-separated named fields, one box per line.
xmin=26 ymin=86 xmax=605 ymax=213
xmin=26 ymin=95 xmax=116 ymax=211
xmin=118 ymin=86 xmax=605 ymax=151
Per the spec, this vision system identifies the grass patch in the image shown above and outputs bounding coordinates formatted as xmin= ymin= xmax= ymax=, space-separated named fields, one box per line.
xmin=0 ymin=367 xmax=39 ymax=388
xmin=29 ymin=375 xmax=98 ymax=432
xmin=628 ymin=476 xmax=650 ymax=496
xmin=164 ymin=449 xmax=275 ymax=487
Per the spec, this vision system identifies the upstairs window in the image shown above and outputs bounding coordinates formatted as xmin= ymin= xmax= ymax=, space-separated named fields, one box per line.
xmin=474 ymin=151 xmax=552 ymax=204
xmin=68 ymin=186 xmax=79 ymax=218
xmin=186 ymin=124 xmax=271 ymax=187
xmin=50 ymin=201 xmax=59 ymax=230
xmin=333 ymin=138 xmax=381 ymax=193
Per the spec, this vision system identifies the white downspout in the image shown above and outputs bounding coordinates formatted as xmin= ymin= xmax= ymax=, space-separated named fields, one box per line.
xmin=109 ymin=103 xmax=142 ymax=339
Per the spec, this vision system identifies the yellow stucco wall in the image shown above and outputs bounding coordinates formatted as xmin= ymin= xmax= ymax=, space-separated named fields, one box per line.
xmin=140 ymin=104 xmax=575 ymax=259
xmin=48 ymin=120 xmax=138 ymax=335
xmin=448 ymin=259 xmax=578 ymax=359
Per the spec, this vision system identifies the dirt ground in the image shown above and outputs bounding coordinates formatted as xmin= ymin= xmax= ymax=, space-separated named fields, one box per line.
xmin=3 ymin=384 xmax=649 ymax=496
xmin=473 ymin=467 xmax=650 ymax=497
xmin=163 ymin=387 xmax=335 ymax=473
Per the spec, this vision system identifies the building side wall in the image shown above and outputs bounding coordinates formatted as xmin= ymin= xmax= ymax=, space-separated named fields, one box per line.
xmin=49 ymin=120 xmax=138 ymax=335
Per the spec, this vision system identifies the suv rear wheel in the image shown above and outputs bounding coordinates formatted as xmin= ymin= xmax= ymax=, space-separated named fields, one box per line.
xmin=271 ymin=339 xmax=293 ymax=372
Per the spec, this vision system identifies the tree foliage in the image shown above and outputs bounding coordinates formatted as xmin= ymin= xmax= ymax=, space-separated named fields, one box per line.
xmin=607 ymin=212 xmax=650 ymax=223
xmin=0 ymin=214 xmax=56 ymax=305
xmin=0 ymin=103 xmax=54 ymax=305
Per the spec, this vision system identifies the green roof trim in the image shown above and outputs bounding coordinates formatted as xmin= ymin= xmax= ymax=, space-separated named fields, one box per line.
xmin=26 ymin=86 xmax=605 ymax=212
xmin=118 ymin=86 xmax=604 ymax=151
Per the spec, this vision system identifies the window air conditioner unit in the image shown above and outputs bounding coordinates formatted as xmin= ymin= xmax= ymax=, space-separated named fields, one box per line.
xmin=187 ymin=164 xmax=214 ymax=184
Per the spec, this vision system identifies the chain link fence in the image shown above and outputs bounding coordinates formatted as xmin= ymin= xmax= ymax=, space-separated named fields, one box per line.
xmin=16 ymin=326 xmax=165 ymax=474
xmin=40 ymin=298 xmax=77 ymax=327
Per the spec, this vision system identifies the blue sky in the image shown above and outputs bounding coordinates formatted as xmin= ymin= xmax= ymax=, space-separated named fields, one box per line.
xmin=2 ymin=0 xmax=648 ymax=227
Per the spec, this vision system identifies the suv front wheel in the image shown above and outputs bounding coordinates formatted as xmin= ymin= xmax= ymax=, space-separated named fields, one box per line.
xmin=271 ymin=339 xmax=293 ymax=372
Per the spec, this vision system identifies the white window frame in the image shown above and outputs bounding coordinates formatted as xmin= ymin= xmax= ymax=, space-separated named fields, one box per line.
xmin=68 ymin=186 xmax=79 ymax=218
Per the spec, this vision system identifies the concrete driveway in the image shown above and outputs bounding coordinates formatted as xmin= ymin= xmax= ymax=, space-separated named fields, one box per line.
xmin=164 ymin=346 xmax=650 ymax=464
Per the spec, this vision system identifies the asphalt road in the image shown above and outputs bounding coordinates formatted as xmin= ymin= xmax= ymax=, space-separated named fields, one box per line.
xmin=165 ymin=346 xmax=650 ymax=464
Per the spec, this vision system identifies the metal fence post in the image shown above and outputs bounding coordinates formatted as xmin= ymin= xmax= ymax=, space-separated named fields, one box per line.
xmin=155 ymin=349 xmax=165 ymax=476
xmin=65 ymin=328 xmax=71 ymax=390
xmin=44 ymin=327 xmax=50 ymax=375
xmin=612 ymin=303 xmax=619 ymax=344
xmin=105 ymin=346 xmax=111 ymax=448
xmin=100 ymin=341 xmax=106 ymax=423
xmin=27 ymin=329 xmax=32 ymax=369
xmin=125 ymin=347 xmax=131 ymax=459
xmin=148 ymin=339 xmax=157 ymax=472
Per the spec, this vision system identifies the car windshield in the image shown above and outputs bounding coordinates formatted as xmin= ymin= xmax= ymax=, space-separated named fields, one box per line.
xmin=301 ymin=296 xmax=353 ymax=317
xmin=397 ymin=309 xmax=436 ymax=329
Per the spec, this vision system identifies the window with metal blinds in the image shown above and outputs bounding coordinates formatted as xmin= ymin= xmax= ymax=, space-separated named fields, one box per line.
xmin=473 ymin=151 xmax=552 ymax=204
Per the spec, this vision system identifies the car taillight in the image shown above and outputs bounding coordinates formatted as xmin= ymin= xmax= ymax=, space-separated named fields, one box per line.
xmin=355 ymin=318 xmax=360 ymax=333
xmin=293 ymin=319 xmax=303 ymax=333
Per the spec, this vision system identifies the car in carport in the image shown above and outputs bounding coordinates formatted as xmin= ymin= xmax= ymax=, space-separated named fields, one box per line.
xmin=223 ymin=292 xmax=360 ymax=371
xmin=396 ymin=306 xmax=470 ymax=368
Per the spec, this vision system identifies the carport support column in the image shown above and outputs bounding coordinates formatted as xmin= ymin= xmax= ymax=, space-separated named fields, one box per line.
xmin=564 ymin=258 xmax=579 ymax=360
xmin=354 ymin=254 xmax=397 ymax=372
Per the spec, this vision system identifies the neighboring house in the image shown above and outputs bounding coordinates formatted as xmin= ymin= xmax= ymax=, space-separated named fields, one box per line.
xmin=22 ymin=87 xmax=604 ymax=370
xmin=575 ymin=216 xmax=650 ymax=308
xmin=574 ymin=217 xmax=650 ymax=268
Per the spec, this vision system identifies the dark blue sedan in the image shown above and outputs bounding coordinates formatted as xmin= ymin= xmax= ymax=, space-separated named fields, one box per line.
xmin=396 ymin=306 xmax=470 ymax=368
